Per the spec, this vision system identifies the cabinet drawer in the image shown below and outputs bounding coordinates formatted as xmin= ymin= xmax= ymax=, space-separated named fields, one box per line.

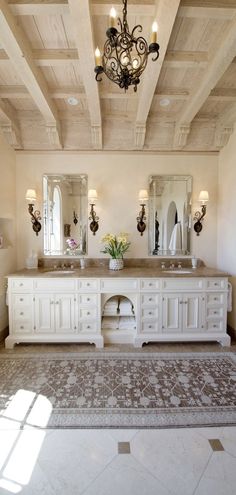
xmin=12 ymin=321 xmax=32 ymax=334
xmin=79 ymin=294 xmax=98 ymax=306
xmin=141 ymin=308 xmax=159 ymax=319
xmin=140 ymin=321 xmax=159 ymax=333
xmin=34 ymin=279 xmax=75 ymax=291
xmin=13 ymin=308 xmax=32 ymax=320
xmin=12 ymin=294 xmax=32 ymax=306
xmin=140 ymin=279 xmax=160 ymax=291
xmin=79 ymin=308 xmax=97 ymax=319
xmin=162 ymin=278 xmax=203 ymax=290
xmin=206 ymin=320 xmax=224 ymax=332
xmin=206 ymin=278 xmax=227 ymax=290
xmin=79 ymin=321 xmax=98 ymax=334
xmin=10 ymin=279 xmax=34 ymax=291
xmin=206 ymin=308 xmax=224 ymax=318
xmin=141 ymin=294 xmax=159 ymax=306
xmin=206 ymin=293 xmax=225 ymax=306
xmin=100 ymin=278 xmax=138 ymax=291
xmin=78 ymin=279 xmax=99 ymax=291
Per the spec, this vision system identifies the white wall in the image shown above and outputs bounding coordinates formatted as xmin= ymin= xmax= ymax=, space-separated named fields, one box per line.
xmin=16 ymin=151 xmax=218 ymax=268
xmin=0 ymin=133 xmax=16 ymax=334
xmin=218 ymin=129 xmax=236 ymax=330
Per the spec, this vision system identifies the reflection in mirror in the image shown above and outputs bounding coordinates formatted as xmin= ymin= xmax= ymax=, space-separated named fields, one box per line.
xmin=149 ymin=175 xmax=192 ymax=256
xmin=43 ymin=174 xmax=87 ymax=256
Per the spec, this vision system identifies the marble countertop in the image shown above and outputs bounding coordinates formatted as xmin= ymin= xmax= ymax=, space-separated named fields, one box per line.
xmin=6 ymin=266 xmax=230 ymax=278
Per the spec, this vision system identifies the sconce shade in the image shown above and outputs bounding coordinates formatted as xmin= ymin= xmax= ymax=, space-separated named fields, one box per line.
xmin=198 ymin=190 xmax=209 ymax=204
xmin=139 ymin=189 xmax=148 ymax=203
xmin=88 ymin=189 xmax=98 ymax=203
xmin=25 ymin=189 xmax=37 ymax=202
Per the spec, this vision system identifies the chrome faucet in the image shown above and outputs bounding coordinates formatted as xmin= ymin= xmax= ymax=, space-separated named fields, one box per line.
xmin=169 ymin=262 xmax=175 ymax=269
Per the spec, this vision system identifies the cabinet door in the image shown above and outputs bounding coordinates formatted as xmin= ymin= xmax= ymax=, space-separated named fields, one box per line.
xmin=55 ymin=294 xmax=75 ymax=333
xmin=34 ymin=294 xmax=54 ymax=333
xmin=162 ymin=294 xmax=182 ymax=333
xmin=182 ymin=293 xmax=204 ymax=332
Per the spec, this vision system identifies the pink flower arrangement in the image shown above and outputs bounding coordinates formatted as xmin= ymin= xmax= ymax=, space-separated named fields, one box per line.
xmin=66 ymin=238 xmax=79 ymax=251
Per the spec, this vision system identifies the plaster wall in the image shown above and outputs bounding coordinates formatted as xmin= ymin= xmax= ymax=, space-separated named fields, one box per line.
xmin=16 ymin=152 xmax=218 ymax=269
xmin=218 ymin=129 xmax=236 ymax=331
xmin=0 ymin=134 xmax=16 ymax=334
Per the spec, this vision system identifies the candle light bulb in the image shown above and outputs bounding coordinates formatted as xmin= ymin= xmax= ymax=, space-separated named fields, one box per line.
xmin=151 ymin=21 xmax=158 ymax=44
xmin=95 ymin=47 xmax=101 ymax=66
xmin=109 ymin=7 xmax=117 ymax=27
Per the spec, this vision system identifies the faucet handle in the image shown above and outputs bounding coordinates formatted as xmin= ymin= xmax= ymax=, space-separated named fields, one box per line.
xmin=170 ymin=262 xmax=175 ymax=269
xmin=177 ymin=261 xmax=182 ymax=269
xmin=161 ymin=262 xmax=166 ymax=269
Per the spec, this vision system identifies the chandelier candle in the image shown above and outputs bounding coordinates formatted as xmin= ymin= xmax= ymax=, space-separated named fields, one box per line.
xmin=94 ymin=0 xmax=160 ymax=92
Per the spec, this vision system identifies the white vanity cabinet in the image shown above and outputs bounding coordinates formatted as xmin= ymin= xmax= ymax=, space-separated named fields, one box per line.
xmin=34 ymin=293 xmax=76 ymax=334
xmin=6 ymin=274 xmax=230 ymax=349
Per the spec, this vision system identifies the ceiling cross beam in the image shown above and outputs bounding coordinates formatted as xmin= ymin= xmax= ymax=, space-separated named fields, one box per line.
xmin=134 ymin=0 xmax=181 ymax=149
xmin=0 ymin=0 xmax=62 ymax=149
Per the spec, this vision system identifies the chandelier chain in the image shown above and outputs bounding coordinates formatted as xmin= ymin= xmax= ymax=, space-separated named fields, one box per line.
xmin=122 ymin=0 xmax=128 ymax=32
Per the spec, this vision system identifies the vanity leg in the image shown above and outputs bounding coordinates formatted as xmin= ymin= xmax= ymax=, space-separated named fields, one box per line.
xmin=218 ymin=335 xmax=231 ymax=347
xmin=4 ymin=337 xmax=15 ymax=349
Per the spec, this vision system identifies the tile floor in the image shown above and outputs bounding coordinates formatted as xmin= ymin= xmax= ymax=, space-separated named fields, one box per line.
xmin=0 ymin=341 xmax=235 ymax=494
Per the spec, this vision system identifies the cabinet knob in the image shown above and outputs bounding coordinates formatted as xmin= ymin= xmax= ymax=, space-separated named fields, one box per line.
xmin=20 ymin=298 xmax=24 ymax=302
xmin=149 ymin=298 xmax=152 ymax=302
xmin=148 ymin=325 xmax=152 ymax=329
xmin=74 ymin=326 xmax=76 ymax=330
xmin=149 ymin=283 xmax=152 ymax=287
xmin=87 ymin=283 xmax=90 ymax=286
xmin=20 ymin=325 xmax=24 ymax=329
xmin=213 ymin=324 xmax=217 ymax=328
xmin=214 ymin=297 xmax=217 ymax=301
xmin=87 ymin=311 xmax=90 ymax=315
xmin=149 ymin=311 xmax=152 ymax=315
xmin=87 ymin=298 xmax=90 ymax=301
xmin=20 ymin=283 xmax=23 ymax=287
xmin=214 ymin=311 xmax=217 ymax=314
xmin=20 ymin=312 xmax=24 ymax=315
xmin=87 ymin=325 xmax=90 ymax=329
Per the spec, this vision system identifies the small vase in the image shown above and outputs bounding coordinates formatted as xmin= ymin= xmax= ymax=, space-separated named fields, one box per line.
xmin=109 ymin=258 xmax=124 ymax=270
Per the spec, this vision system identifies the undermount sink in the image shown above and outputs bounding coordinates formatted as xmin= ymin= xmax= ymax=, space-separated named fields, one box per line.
xmin=162 ymin=270 xmax=193 ymax=274
xmin=45 ymin=270 xmax=75 ymax=275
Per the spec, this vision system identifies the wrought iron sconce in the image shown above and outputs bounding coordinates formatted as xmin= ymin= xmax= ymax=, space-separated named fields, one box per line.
xmin=137 ymin=189 xmax=148 ymax=236
xmin=193 ymin=190 xmax=209 ymax=236
xmin=88 ymin=189 xmax=99 ymax=235
xmin=25 ymin=189 xmax=41 ymax=236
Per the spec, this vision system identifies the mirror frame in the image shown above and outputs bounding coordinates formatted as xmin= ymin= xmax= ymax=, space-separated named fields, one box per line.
xmin=43 ymin=173 xmax=88 ymax=257
xmin=148 ymin=174 xmax=192 ymax=256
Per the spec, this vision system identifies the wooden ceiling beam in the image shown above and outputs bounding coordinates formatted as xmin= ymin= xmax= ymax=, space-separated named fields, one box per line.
xmin=180 ymin=0 xmax=236 ymax=8
xmin=67 ymin=0 xmax=102 ymax=149
xmin=0 ymin=98 xmax=22 ymax=148
xmin=0 ymin=0 xmax=62 ymax=148
xmin=134 ymin=0 xmax=181 ymax=149
xmin=8 ymin=0 xmax=68 ymax=16
xmin=163 ymin=51 xmax=208 ymax=68
xmin=178 ymin=6 xmax=235 ymax=19
xmin=174 ymin=13 xmax=236 ymax=148
xmin=0 ymin=48 xmax=79 ymax=66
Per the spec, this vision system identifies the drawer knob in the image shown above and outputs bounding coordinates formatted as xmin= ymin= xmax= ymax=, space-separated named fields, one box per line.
xmin=149 ymin=298 xmax=152 ymax=302
xmin=149 ymin=311 xmax=152 ymax=315
xmin=20 ymin=325 xmax=24 ymax=329
xmin=214 ymin=283 xmax=218 ymax=286
xmin=148 ymin=325 xmax=152 ymax=329
xmin=87 ymin=283 xmax=90 ymax=286
xmin=87 ymin=298 xmax=90 ymax=301
xmin=74 ymin=326 xmax=76 ymax=330
xmin=20 ymin=283 xmax=23 ymax=287
xmin=149 ymin=283 xmax=152 ymax=286
xmin=87 ymin=325 xmax=90 ymax=329
xmin=20 ymin=298 xmax=24 ymax=302
xmin=87 ymin=311 xmax=90 ymax=315
xmin=214 ymin=297 xmax=217 ymax=301
xmin=214 ymin=311 xmax=217 ymax=314
xmin=20 ymin=312 xmax=24 ymax=315
xmin=213 ymin=324 xmax=217 ymax=328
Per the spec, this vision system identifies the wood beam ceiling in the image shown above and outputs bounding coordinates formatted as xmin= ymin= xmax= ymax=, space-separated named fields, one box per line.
xmin=0 ymin=0 xmax=62 ymax=148
xmin=0 ymin=98 xmax=22 ymax=148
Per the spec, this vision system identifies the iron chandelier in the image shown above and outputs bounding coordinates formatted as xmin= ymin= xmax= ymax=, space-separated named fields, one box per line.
xmin=94 ymin=0 xmax=160 ymax=92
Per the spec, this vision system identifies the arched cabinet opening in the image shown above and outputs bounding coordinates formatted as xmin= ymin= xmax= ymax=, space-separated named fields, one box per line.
xmin=101 ymin=294 xmax=137 ymax=344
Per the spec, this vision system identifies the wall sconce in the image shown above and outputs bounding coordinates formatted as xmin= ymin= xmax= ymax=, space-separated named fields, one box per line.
xmin=25 ymin=189 xmax=41 ymax=236
xmin=193 ymin=190 xmax=209 ymax=236
xmin=88 ymin=189 xmax=99 ymax=235
xmin=137 ymin=189 xmax=148 ymax=236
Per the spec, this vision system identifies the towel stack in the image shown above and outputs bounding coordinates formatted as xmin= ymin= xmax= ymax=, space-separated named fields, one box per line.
xmin=103 ymin=296 xmax=134 ymax=316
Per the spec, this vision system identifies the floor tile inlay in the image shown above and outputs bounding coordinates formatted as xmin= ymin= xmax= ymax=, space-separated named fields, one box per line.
xmin=208 ymin=438 xmax=225 ymax=451
xmin=118 ymin=442 xmax=131 ymax=454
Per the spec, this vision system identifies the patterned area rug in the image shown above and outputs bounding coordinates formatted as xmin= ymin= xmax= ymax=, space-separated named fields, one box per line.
xmin=0 ymin=352 xmax=236 ymax=428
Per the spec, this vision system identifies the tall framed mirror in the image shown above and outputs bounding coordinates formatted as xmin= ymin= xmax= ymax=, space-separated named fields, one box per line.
xmin=43 ymin=174 xmax=87 ymax=256
xmin=149 ymin=175 xmax=192 ymax=256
